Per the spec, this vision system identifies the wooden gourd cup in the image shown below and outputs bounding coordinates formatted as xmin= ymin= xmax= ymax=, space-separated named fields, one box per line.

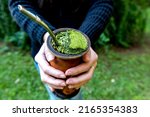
xmin=47 ymin=28 xmax=91 ymax=99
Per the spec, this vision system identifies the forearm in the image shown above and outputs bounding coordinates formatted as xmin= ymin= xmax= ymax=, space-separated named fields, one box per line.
xmin=79 ymin=0 xmax=113 ymax=42
xmin=8 ymin=0 xmax=56 ymax=44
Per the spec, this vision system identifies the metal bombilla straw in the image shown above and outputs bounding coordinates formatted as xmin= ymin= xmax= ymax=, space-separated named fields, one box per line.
xmin=18 ymin=5 xmax=59 ymax=45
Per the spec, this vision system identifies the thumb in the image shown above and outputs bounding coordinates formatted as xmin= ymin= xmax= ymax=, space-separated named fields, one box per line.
xmin=44 ymin=43 xmax=55 ymax=62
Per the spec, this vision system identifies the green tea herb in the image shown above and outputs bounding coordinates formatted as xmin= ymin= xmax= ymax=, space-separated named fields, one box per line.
xmin=69 ymin=30 xmax=87 ymax=50
xmin=52 ymin=30 xmax=88 ymax=55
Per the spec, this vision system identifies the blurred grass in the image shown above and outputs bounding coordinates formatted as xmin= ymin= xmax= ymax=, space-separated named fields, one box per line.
xmin=145 ymin=8 xmax=150 ymax=34
xmin=0 ymin=46 xmax=48 ymax=100
xmin=0 ymin=42 xmax=150 ymax=100
xmin=83 ymin=45 xmax=150 ymax=99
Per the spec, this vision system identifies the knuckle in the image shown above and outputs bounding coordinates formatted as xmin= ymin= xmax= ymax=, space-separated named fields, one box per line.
xmin=95 ymin=53 xmax=98 ymax=61
xmin=34 ymin=54 xmax=38 ymax=62
xmin=34 ymin=53 xmax=42 ymax=63
xmin=41 ymin=77 xmax=46 ymax=83
xmin=95 ymin=61 xmax=98 ymax=66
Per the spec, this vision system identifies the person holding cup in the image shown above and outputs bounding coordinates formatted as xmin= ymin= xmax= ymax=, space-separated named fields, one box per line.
xmin=8 ymin=0 xmax=113 ymax=100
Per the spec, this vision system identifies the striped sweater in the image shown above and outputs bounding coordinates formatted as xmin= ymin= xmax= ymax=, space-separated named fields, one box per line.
xmin=8 ymin=0 xmax=113 ymax=57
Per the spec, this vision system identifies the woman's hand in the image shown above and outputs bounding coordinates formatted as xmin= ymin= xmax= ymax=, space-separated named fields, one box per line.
xmin=34 ymin=42 xmax=67 ymax=91
xmin=65 ymin=47 xmax=98 ymax=89
xmin=35 ymin=32 xmax=98 ymax=91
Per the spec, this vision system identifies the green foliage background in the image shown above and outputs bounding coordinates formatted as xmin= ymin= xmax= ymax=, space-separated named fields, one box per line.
xmin=0 ymin=0 xmax=149 ymax=47
xmin=98 ymin=0 xmax=149 ymax=47
xmin=0 ymin=0 xmax=18 ymax=39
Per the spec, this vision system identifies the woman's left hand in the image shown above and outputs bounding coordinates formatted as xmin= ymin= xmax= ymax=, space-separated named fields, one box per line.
xmin=65 ymin=47 xmax=98 ymax=89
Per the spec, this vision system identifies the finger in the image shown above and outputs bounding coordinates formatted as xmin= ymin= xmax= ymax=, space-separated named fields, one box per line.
xmin=45 ymin=44 xmax=55 ymax=62
xmin=43 ymin=32 xmax=50 ymax=42
xmin=65 ymin=62 xmax=91 ymax=76
xmin=82 ymin=48 xmax=91 ymax=62
xmin=47 ymin=86 xmax=55 ymax=92
xmin=66 ymin=63 xmax=96 ymax=86
xmin=68 ymin=82 xmax=85 ymax=89
xmin=41 ymin=73 xmax=66 ymax=87
xmin=35 ymin=45 xmax=66 ymax=79
xmin=39 ymin=65 xmax=66 ymax=88
xmin=65 ymin=48 xmax=97 ymax=76
xmin=48 ymin=84 xmax=64 ymax=90
xmin=39 ymin=58 xmax=66 ymax=79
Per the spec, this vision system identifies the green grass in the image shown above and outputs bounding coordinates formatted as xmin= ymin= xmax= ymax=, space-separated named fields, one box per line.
xmin=145 ymin=8 xmax=150 ymax=34
xmin=0 ymin=42 xmax=150 ymax=100
xmin=0 ymin=46 xmax=48 ymax=100
xmin=83 ymin=45 xmax=150 ymax=99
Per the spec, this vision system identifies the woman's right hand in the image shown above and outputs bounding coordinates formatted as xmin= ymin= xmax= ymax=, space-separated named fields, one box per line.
xmin=34 ymin=41 xmax=67 ymax=91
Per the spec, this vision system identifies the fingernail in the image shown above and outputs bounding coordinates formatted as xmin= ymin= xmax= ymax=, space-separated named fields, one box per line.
xmin=59 ymin=74 xmax=66 ymax=78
